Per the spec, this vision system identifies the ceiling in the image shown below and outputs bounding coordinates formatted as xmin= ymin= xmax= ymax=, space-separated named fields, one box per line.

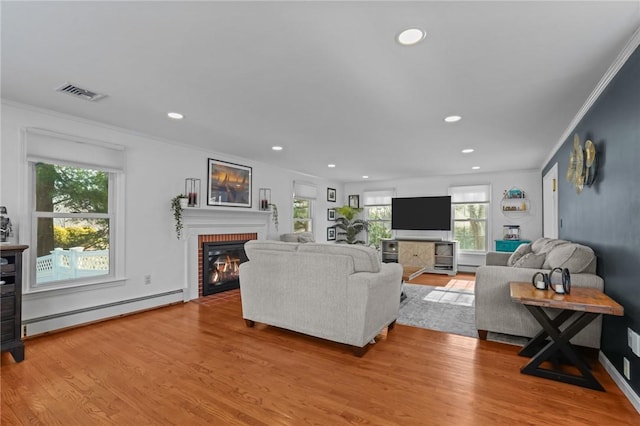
xmin=2 ymin=1 xmax=639 ymax=183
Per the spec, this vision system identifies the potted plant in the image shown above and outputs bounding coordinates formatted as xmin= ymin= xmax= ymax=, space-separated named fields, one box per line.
xmin=170 ymin=194 xmax=188 ymax=239
xmin=335 ymin=205 xmax=368 ymax=244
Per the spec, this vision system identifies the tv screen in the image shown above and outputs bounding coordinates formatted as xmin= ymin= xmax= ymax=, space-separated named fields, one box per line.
xmin=391 ymin=196 xmax=451 ymax=231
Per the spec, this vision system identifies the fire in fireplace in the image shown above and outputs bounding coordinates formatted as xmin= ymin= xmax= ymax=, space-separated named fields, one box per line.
xmin=202 ymin=240 xmax=249 ymax=296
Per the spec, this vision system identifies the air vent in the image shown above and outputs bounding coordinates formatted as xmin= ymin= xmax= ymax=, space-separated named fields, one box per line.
xmin=55 ymin=83 xmax=106 ymax=102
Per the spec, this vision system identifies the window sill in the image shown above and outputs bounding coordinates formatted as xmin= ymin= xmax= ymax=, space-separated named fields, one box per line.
xmin=24 ymin=276 xmax=128 ymax=299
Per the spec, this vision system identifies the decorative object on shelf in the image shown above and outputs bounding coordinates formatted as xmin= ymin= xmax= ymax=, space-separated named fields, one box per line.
xmin=170 ymin=194 xmax=188 ymax=239
xmin=327 ymin=208 xmax=336 ymax=221
xmin=327 ymin=187 xmax=336 ymax=202
xmin=207 ymin=158 xmax=252 ymax=207
xmin=502 ymin=225 xmax=520 ymax=240
xmin=335 ymin=206 xmax=368 ymax=244
xmin=327 ymin=226 xmax=336 ymax=241
xmin=348 ymin=194 xmax=360 ymax=208
xmin=258 ymin=188 xmax=271 ymax=211
xmin=567 ymin=133 xmax=598 ymax=193
xmin=500 ymin=187 xmax=530 ymax=217
xmin=184 ymin=178 xmax=201 ymax=207
xmin=0 ymin=206 xmax=13 ymax=243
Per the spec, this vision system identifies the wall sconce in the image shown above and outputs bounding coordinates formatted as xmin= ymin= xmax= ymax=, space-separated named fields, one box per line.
xmin=566 ymin=134 xmax=598 ymax=194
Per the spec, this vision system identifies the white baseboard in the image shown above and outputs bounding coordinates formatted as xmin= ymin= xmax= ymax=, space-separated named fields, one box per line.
xmin=599 ymin=351 xmax=640 ymax=414
xmin=23 ymin=290 xmax=184 ymax=337
xmin=457 ymin=265 xmax=478 ymax=273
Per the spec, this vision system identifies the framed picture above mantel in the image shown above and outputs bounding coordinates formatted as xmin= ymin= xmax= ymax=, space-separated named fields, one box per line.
xmin=207 ymin=158 xmax=252 ymax=208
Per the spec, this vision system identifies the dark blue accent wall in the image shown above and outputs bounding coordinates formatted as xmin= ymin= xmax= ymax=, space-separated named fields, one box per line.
xmin=543 ymin=45 xmax=640 ymax=396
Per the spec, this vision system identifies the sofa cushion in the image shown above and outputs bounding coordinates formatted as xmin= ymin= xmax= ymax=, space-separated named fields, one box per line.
xmin=512 ymin=252 xmax=546 ymax=269
xmin=298 ymin=243 xmax=381 ymax=273
xmin=244 ymin=240 xmax=299 ymax=260
xmin=507 ymin=243 xmax=532 ymax=266
xmin=543 ymin=243 xmax=595 ymax=273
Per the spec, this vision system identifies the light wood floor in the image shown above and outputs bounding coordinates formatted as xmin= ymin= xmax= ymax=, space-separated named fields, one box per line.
xmin=2 ymin=290 xmax=638 ymax=425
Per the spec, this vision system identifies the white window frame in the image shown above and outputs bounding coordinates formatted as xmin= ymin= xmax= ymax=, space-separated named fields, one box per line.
xmin=449 ymin=185 xmax=491 ymax=253
xmin=23 ymin=128 xmax=126 ymax=293
xmin=292 ymin=181 xmax=316 ymax=235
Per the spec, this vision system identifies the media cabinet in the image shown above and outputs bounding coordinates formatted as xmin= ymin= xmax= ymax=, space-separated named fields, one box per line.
xmin=381 ymin=239 xmax=458 ymax=276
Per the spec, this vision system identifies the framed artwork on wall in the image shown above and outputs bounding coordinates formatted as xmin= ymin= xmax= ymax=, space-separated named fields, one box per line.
xmin=207 ymin=158 xmax=252 ymax=207
xmin=327 ymin=226 xmax=336 ymax=241
xmin=327 ymin=187 xmax=336 ymax=202
xmin=327 ymin=208 xmax=336 ymax=221
xmin=348 ymin=195 xmax=360 ymax=208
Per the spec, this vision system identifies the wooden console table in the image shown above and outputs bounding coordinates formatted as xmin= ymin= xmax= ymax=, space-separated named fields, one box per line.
xmin=510 ymin=282 xmax=623 ymax=391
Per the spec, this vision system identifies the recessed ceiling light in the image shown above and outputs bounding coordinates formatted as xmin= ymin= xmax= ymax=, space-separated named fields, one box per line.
xmin=472 ymin=166 xmax=481 ymax=170
xmin=444 ymin=115 xmax=462 ymax=123
xmin=328 ymin=164 xmax=336 ymax=168
xmin=362 ymin=175 xmax=369 ymax=179
xmin=272 ymin=146 xmax=283 ymax=151
xmin=167 ymin=112 xmax=184 ymax=120
xmin=397 ymin=28 xmax=426 ymax=46
xmin=461 ymin=148 xmax=474 ymax=154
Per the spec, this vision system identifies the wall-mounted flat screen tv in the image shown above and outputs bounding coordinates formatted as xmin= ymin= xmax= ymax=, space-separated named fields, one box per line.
xmin=391 ymin=196 xmax=452 ymax=231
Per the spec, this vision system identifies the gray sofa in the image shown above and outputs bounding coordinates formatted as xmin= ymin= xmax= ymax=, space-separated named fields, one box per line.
xmin=475 ymin=238 xmax=604 ymax=348
xmin=239 ymin=240 xmax=403 ymax=355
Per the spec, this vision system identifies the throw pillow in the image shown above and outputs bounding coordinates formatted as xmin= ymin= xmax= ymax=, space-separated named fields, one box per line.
xmin=512 ymin=252 xmax=546 ymax=269
xmin=298 ymin=234 xmax=315 ymax=243
xmin=544 ymin=243 xmax=595 ymax=273
xmin=507 ymin=243 xmax=532 ymax=266
xmin=280 ymin=233 xmax=299 ymax=243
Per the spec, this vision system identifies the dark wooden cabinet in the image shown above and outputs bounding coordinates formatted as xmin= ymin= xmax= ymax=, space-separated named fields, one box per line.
xmin=1 ymin=244 xmax=28 ymax=362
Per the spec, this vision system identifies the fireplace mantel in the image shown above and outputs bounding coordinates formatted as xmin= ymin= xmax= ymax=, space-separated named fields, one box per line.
xmin=182 ymin=207 xmax=271 ymax=301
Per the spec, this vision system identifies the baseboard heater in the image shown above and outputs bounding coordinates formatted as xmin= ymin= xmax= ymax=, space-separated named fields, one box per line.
xmin=22 ymin=289 xmax=184 ymax=337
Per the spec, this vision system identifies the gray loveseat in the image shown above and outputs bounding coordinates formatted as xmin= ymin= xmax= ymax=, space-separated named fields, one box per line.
xmin=475 ymin=238 xmax=604 ymax=348
xmin=239 ymin=240 xmax=403 ymax=355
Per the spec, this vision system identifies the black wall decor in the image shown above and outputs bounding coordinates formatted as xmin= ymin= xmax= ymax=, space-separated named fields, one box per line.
xmin=542 ymin=46 xmax=640 ymax=396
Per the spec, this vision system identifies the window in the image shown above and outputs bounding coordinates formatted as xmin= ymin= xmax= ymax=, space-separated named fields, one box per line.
xmin=25 ymin=128 xmax=124 ymax=290
xmin=449 ymin=185 xmax=490 ymax=252
xmin=293 ymin=198 xmax=313 ymax=233
xmin=293 ymin=181 xmax=316 ymax=234
xmin=363 ymin=189 xmax=394 ymax=249
xmin=33 ymin=163 xmax=113 ymax=285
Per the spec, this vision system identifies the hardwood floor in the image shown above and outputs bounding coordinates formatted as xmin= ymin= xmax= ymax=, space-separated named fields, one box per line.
xmin=2 ymin=290 xmax=638 ymax=425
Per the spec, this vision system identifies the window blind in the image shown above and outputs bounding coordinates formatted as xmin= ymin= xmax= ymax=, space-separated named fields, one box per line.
xmin=449 ymin=185 xmax=491 ymax=203
xmin=293 ymin=181 xmax=317 ymax=199
xmin=24 ymin=128 xmax=125 ymax=172
xmin=363 ymin=189 xmax=394 ymax=206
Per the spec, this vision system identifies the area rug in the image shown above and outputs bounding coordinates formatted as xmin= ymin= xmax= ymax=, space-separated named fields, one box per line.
xmin=398 ymin=283 xmax=528 ymax=346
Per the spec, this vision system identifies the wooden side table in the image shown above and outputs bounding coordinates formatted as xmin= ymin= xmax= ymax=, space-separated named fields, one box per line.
xmin=510 ymin=282 xmax=623 ymax=391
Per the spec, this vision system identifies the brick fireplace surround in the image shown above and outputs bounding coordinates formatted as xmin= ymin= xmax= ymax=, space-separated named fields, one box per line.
xmin=197 ymin=233 xmax=257 ymax=297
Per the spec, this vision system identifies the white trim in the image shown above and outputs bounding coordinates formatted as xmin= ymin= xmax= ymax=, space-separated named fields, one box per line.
xmin=542 ymin=27 xmax=640 ymax=169
xmin=599 ymin=351 xmax=640 ymax=415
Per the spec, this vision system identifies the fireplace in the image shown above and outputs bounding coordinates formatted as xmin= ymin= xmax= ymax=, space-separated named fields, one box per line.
xmin=202 ymin=240 xmax=249 ymax=296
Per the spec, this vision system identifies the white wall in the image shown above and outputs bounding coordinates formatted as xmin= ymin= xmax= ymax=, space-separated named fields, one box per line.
xmin=344 ymin=170 xmax=543 ymax=268
xmin=1 ymin=101 xmax=343 ymax=335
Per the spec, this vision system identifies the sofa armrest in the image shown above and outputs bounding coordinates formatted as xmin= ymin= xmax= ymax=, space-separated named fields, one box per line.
xmin=346 ymin=262 xmax=403 ymax=346
xmin=485 ymin=251 xmax=511 ymax=266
